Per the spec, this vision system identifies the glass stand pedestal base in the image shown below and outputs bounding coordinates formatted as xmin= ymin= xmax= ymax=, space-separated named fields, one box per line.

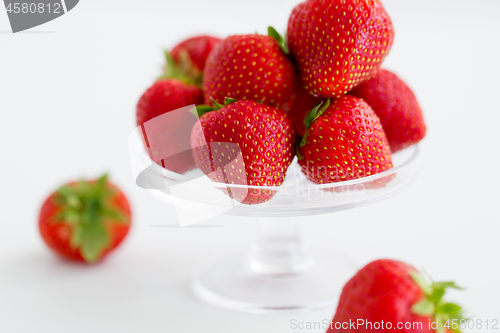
xmin=192 ymin=251 xmax=356 ymax=314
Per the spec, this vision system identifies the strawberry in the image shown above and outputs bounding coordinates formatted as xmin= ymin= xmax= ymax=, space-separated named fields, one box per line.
xmin=171 ymin=35 xmax=221 ymax=80
xmin=136 ymin=79 xmax=204 ymax=174
xmin=202 ymin=33 xmax=299 ymax=112
xmin=38 ymin=174 xmax=132 ymax=264
xmin=191 ymin=99 xmax=297 ymax=204
xmin=350 ymin=69 xmax=426 ymax=153
xmin=287 ymin=0 xmax=394 ymax=98
xmin=137 ymin=36 xmax=218 ymax=174
xmin=288 ymin=86 xmax=322 ymax=136
xmin=328 ymin=259 xmax=465 ymax=333
xmin=297 ymin=95 xmax=392 ymax=184
xmin=137 ymin=79 xmax=204 ymax=126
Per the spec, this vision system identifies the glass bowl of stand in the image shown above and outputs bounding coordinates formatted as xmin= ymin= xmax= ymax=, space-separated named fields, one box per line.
xmin=128 ymin=108 xmax=421 ymax=314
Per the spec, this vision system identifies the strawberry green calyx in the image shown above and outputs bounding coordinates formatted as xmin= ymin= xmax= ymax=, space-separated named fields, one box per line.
xmin=268 ymin=26 xmax=289 ymax=55
xmin=223 ymin=97 xmax=238 ymax=106
xmin=161 ymin=51 xmax=191 ymax=84
xmin=299 ymin=99 xmax=331 ymax=148
xmin=411 ymin=272 xmax=465 ymax=333
xmin=54 ymin=174 xmax=127 ymax=263
xmin=161 ymin=50 xmax=202 ymax=87
xmin=296 ymin=144 xmax=305 ymax=160
xmin=192 ymin=97 xmax=240 ymax=118
xmin=192 ymin=105 xmax=215 ymax=118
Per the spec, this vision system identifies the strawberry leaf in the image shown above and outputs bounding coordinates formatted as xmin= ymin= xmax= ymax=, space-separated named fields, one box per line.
xmin=57 ymin=209 xmax=80 ymax=225
xmin=71 ymin=220 xmax=110 ymax=263
xmin=299 ymin=131 xmax=308 ymax=148
xmin=224 ymin=97 xmax=238 ymax=106
xmin=410 ymin=271 xmax=433 ymax=295
xmin=411 ymin=299 xmax=435 ymax=316
xmin=314 ymin=99 xmax=331 ymax=121
xmin=411 ymin=270 xmax=465 ymax=333
xmin=160 ymin=50 xmax=200 ymax=87
xmin=191 ymin=105 xmax=214 ymax=118
xmin=268 ymin=26 xmax=289 ymax=55
xmin=57 ymin=186 xmax=81 ymax=208
xmin=434 ymin=282 xmax=464 ymax=290
xmin=102 ymin=207 xmax=127 ymax=222
xmin=304 ymin=101 xmax=324 ymax=130
xmin=296 ymin=143 xmax=304 ymax=160
xmin=210 ymin=98 xmax=225 ymax=111
xmin=301 ymin=100 xmax=331 ymax=148
xmin=174 ymin=48 xmax=203 ymax=86
xmin=438 ymin=303 xmax=462 ymax=315
xmin=162 ymin=51 xmax=187 ymax=81
xmin=429 ymin=287 xmax=446 ymax=303
xmin=95 ymin=174 xmax=108 ymax=191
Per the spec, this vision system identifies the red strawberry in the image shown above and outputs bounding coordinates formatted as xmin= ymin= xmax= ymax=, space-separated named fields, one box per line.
xmin=202 ymin=33 xmax=299 ymax=112
xmin=287 ymin=0 xmax=394 ymax=98
xmin=39 ymin=174 xmax=132 ymax=263
xmin=288 ymin=86 xmax=322 ymax=136
xmin=298 ymin=95 xmax=392 ymax=184
xmin=137 ymin=79 xmax=204 ymax=126
xmin=328 ymin=259 xmax=465 ymax=333
xmin=136 ymin=79 xmax=204 ymax=174
xmin=350 ymin=69 xmax=426 ymax=153
xmin=137 ymin=36 xmax=219 ymax=174
xmin=191 ymin=99 xmax=297 ymax=204
xmin=171 ymin=35 xmax=221 ymax=77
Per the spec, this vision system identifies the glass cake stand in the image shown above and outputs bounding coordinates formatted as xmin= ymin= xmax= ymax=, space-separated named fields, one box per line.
xmin=128 ymin=124 xmax=421 ymax=313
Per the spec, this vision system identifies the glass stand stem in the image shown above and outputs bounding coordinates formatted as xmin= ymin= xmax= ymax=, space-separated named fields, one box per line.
xmin=192 ymin=216 xmax=356 ymax=312
xmin=246 ymin=217 xmax=314 ymax=277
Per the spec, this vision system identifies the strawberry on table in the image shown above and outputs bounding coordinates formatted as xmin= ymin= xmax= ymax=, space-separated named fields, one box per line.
xmin=191 ymin=99 xmax=297 ymax=204
xmin=38 ymin=174 xmax=132 ymax=263
xmin=287 ymin=0 xmax=394 ymax=98
xmin=202 ymin=32 xmax=299 ymax=112
xmin=328 ymin=259 xmax=465 ymax=333
xmin=350 ymin=69 xmax=426 ymax=152
xmin=298 ymin=95 xmax=392 ymax=185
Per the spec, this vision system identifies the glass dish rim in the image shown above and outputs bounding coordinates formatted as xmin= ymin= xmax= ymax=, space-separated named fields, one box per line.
xmin=147 ymin=145 xmax=420 ymax=191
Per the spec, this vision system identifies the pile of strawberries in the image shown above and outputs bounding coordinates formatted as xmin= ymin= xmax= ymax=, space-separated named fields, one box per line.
xmin=137 ymin=0 xmax=426 ymax=205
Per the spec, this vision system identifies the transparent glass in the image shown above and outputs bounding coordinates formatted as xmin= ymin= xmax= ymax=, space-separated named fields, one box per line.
xmin=128 ymin=124 xmax=421 ymax=313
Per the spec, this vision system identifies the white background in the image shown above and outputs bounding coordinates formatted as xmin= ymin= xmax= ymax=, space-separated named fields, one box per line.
xmin=1 ymin=0 xmax=500 ymax=332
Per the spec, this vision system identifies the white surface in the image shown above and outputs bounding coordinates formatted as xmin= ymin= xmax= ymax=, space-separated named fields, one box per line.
xmin=1 ymin=0 xmax=500 ymax=332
